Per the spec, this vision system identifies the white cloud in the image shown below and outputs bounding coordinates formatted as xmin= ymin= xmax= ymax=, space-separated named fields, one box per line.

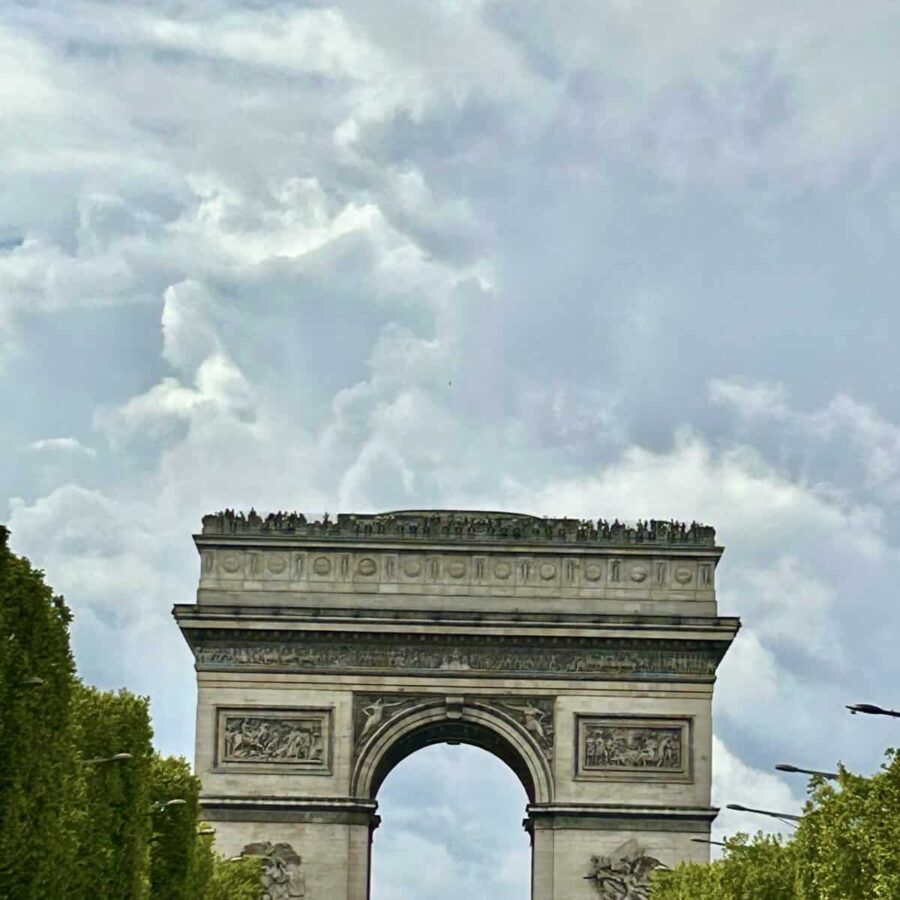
xmin=95 ymin=353 xmax=255 ymax=447
xmin=4 ymin=3 xmax=900 ymax=896
xmin=711 ymin=736 xmax=801 ymax=842
xmin=28 ymin=437 xmax=96 ymax=457
xmin=713 ymin=378 xmax=900 ymax=498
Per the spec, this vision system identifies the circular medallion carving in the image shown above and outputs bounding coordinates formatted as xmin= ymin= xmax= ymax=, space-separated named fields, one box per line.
xmin=313 ymin=556 xmax=331 ymax=576
xmin=674 ymin=566 xmax=693 ymax=584
xmin=494 ymin=561 xmax=512 ymax=580
xmin=448 ymin=561 xmax=467 ymax=578
xmin=266 ymin=555 xmax=287 ymax=575
xmin=630 ymin=565 xmax=649 ymax=582
xmin=403 ymin=559 xmax=422 ymax=577
xmin=221 ymin=552 xmax=241 ymax=574
xmin=357 ymin=558 xmax=377 ymax=577
xmin=539 ymin=563 xmax=557 ymax=581
xmin=583 ymin=563 xmax=602 ymax=582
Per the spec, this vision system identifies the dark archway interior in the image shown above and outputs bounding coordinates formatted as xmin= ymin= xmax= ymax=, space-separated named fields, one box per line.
xmin=370 ymin=719 xmax=537 ymax=803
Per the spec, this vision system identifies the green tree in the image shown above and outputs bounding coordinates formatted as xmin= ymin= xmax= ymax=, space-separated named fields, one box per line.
xmin=70 ymin=683 xmax=155 ymax=900
xmin=148 ymin=754 xmax=201 ymax=900
xmin=0 ymin=525 xmax=82 ymax=900
xmin=192 ymin=833 xmax=262 ymax=900
xmin=651 ymin=832 xmax=795 ymax=899
xmin=793 ymin=753 xmax=900 ymax=900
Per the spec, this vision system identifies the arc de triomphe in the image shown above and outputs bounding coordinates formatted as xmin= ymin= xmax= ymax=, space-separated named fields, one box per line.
xmin=174 ymin=510 xmax=738 ymax=899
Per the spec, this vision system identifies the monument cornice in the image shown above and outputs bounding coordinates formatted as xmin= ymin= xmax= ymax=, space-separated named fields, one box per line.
xmin=174 ymin=603 xmax=740 ymax=634
xmin=195 ymin=534 xmax=724 ymax=559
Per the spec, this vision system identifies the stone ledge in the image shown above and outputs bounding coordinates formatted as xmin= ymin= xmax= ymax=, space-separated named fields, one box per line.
xmin=525 ymin=803 xmax=718 ymax=832
xmin=175 ymin=603 xmax=740 ymax=632
xmin=201 ymin=795 xmax=379 ymax=827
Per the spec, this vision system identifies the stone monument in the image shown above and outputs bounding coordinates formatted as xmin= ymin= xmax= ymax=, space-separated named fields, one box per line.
xmin=174 ymin=510 xmax=738 ymax=899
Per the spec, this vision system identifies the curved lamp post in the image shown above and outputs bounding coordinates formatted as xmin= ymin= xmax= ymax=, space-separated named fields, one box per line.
xmin=775 ymin=762 xmax=839 ymax=780
xmin=847 ymin=703 xmax=900 ymax=718
xmin=80 ymin=752 xmax=133 ymax=766
xmin=150 ymin=799 xmax=187 ymax=813
xmin=726 ymin=803 xmax=801 ymax=827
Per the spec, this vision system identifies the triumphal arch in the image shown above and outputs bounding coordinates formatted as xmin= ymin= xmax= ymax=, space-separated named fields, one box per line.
xmin=174 ymin=510 xmax=738 ymax=899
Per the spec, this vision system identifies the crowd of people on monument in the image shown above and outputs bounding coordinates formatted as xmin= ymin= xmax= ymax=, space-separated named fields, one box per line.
xmin=202 ymin=509 xmax=715 ymax=544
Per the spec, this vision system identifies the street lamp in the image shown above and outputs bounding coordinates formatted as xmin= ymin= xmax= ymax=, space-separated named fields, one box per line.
xmin=726 ymin=803 xmax=802 ymax=826
xmin=13 ymin=676 xmax=45 ymax=689
xmin=846 ymin=703 xmax=900 ymax=719
xmin=691 ymin=838 xmax=727 ymax=847
xmin=80 ymin=752 xmax=133 ymax=765
xmin=775 ymin=763 xmax=839 ymax=780
xmin=150 ymin=799 xmax=187 ymax=813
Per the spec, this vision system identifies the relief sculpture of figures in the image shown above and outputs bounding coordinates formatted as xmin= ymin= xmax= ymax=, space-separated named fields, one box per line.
xmin=356 ymin=696 xmax=418 ymax=744
xmin=224 ymin=716 xmax=323 ymax=763
xmin=584 ymin=725 xmax=681 ymax=770
xmin=241 ymin=842 xmax=305 ymax=899
xmin=497 ymin=699 xmax=554 ymax=759
xmin=585 ymin=839 xmax=665 ymax=899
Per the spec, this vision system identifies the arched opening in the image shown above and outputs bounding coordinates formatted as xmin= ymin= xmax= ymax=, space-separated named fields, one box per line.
xmin=369 ymin=718 xmax=538 ymax=802
xmin=353 ymin=698 xmax=551 ymax=899
xmin=370 ymin=743 xmax=531 ymax=899
xmin=351 ymin=698 xmax=554 ymax=805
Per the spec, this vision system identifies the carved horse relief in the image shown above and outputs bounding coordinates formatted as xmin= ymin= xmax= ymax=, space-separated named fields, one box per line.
xmin=585 ymin=839 xmax=665 ymax=899
xmin=241 ymin=841 xmax=305 ymax=900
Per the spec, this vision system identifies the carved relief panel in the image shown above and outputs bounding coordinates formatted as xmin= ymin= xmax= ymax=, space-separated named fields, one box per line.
xmin=240 ymin=841 xmax=306 ymax=899
xmin=576 ymin=716 xmax=691 ymax=782
xmin=215 ymin=707 xmax=332 ymax=774
xmin=585 ymin=839 xmax=664 ymax=899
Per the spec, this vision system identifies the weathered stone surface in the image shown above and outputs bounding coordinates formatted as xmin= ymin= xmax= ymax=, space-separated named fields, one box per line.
xmin=175 ymin=509 xmax=738 ymax=900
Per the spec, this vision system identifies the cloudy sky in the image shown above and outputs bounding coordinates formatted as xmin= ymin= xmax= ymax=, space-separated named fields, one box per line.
xmin=3 ymin=0 xmax=900 ymax=896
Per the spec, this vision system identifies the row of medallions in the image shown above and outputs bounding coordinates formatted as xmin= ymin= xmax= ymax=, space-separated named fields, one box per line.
xmin=201 ymin=549 xmax=714 ymax=589
xmin=211 ymin=702 xmax=692 ymax=784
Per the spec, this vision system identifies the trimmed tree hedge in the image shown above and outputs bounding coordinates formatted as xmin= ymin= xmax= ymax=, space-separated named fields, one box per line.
xmin=0 ymin=526 xmax=257 ymax=900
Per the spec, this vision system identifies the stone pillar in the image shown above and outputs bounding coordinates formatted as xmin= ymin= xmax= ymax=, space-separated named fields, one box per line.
xmin=202 ymin=798 xmax=378 ymax=900
xmin=527 ymin=805 xmax=715 ymax=898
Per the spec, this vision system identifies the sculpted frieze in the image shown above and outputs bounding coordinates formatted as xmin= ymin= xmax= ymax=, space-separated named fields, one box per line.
xmin=195 ymin=633 xmax=720 ymax=681
xmin=216 ymin=708 xmax=330 ymax=771
xmin=577 ymin=716 xmax=690 ymax=781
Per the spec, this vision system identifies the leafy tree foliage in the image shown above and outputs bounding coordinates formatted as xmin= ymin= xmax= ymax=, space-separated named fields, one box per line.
xmin=653 ymin=752 xmax=900 ymax=899
xmin=651 ymin=832 xmax=795 ymax=899
xmin=70 ymin=683 xmax=155 ymax=900
xmin=0 ymin=525 xmax=82 ymax=900
xmin=192 ymin=834 xmax=263 ymax=900
xmin=793 ymin=753 xmax=900 ymax=900
xmin=0 ymin=527 xmax=261 ymax=900
xmin=0 ymin=527 xmax=264 ymax=900
xmin=148 ymin=754 xmax=202 ymax=900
